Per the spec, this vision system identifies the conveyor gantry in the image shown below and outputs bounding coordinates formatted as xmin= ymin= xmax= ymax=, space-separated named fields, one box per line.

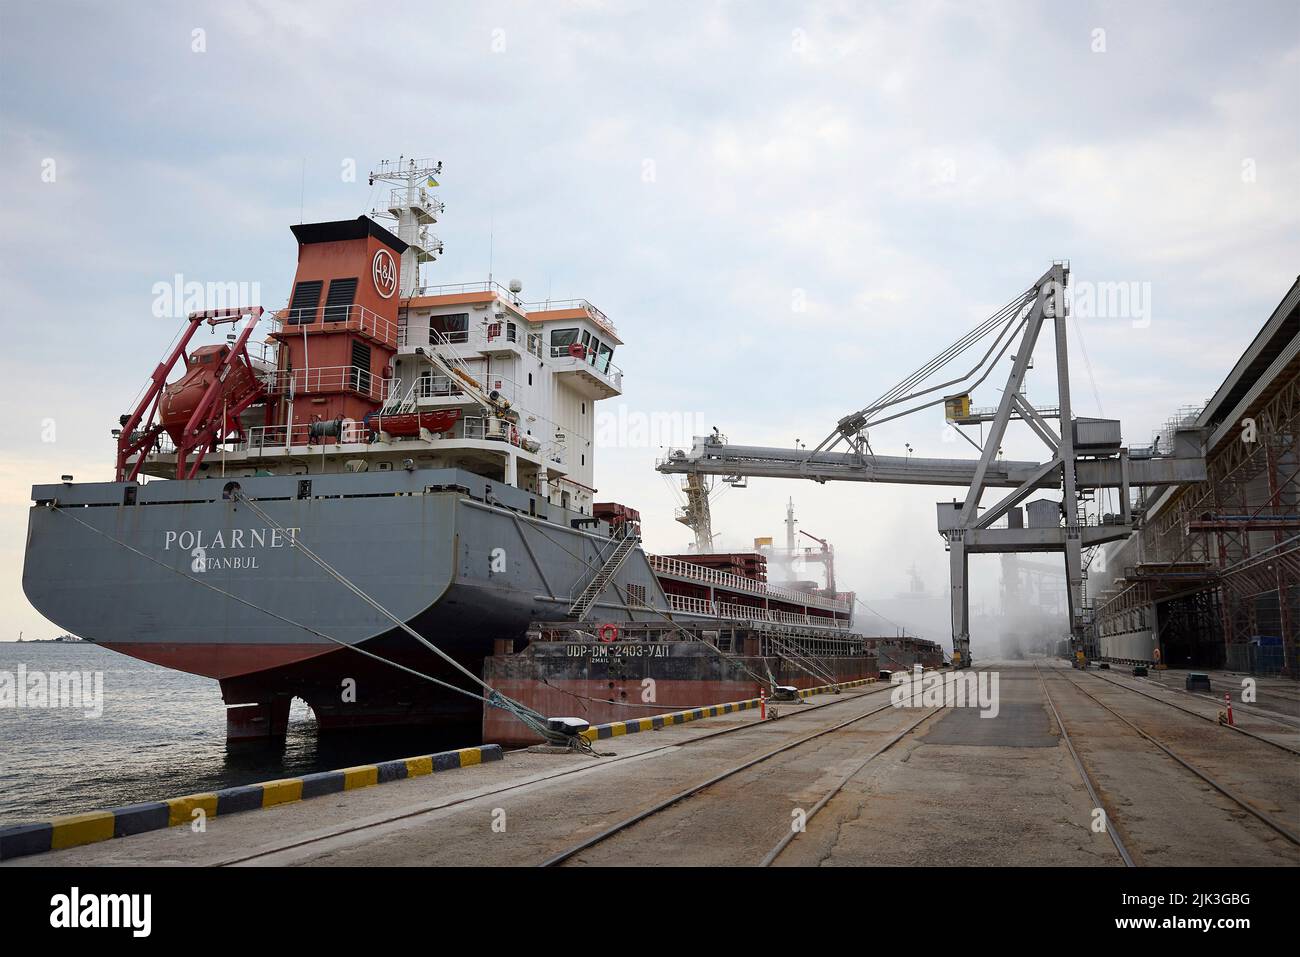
xmin=657 ymin=264 xmax=1209 ymax=667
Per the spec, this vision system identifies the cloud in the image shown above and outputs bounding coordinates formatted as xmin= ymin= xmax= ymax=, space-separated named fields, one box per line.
xmin=1 ymin=0 xmax=1297 ymax=644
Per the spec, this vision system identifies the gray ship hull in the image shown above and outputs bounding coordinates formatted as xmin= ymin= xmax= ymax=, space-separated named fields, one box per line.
xmin=24 ymin=467 xmax=670 ymax=737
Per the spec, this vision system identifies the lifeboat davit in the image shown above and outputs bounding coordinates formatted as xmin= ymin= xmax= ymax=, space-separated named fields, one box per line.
xmin=159 ymin=344 xmax=263 ymax=445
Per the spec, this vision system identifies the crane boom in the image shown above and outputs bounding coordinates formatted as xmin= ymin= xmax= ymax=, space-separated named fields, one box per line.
xmin=657 ymin=263 xmax=1209 ymax=667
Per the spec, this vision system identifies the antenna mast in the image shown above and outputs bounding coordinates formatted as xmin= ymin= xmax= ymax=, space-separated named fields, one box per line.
xmin=369 ymin=157 xmax=445 ymax=296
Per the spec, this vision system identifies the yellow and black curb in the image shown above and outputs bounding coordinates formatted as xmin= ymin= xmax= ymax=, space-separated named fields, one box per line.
xmin=0 ymin=677 xmax=883 ymax=861
xmin=0 ymin=744 xmax=502 ymax=862
xmin=580 ymin=677 xmax=877 ymax=741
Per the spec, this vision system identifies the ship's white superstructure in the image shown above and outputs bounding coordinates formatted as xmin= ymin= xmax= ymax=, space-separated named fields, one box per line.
xmin=131 ymin=157 xmax=623 ymax=519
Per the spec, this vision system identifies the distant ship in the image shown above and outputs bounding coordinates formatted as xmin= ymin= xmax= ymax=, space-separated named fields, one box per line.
xmin=23 ymin=159 xmax=939 ymax=746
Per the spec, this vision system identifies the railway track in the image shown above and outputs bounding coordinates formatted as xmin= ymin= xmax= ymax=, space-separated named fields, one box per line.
xmin=1035 ymin=667 xmax=1135 ymax=867
xmin=213 ymin=680 xmax=908 ymax=867
xmin=1083 ymin=670 xmax=1300 ymax=753
xmin=1038 ymin=666 xmax=1300 ymax=859
xmin=540 ymin=695 xmax=943 ymax=867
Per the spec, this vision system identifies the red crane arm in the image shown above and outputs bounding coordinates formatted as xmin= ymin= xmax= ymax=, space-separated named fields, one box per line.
xmin=115 ymin=315 xmax=205 ymax=482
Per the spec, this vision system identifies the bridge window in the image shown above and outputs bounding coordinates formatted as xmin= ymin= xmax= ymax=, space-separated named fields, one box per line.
xmin=431 ymin=313 xmax=469 ymax=343
xmin=550 ymin=328 xmax=579 ymax=356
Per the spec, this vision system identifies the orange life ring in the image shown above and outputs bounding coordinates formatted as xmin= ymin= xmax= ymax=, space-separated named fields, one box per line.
xmin=598 ymin=623 xmax=619 ymax=643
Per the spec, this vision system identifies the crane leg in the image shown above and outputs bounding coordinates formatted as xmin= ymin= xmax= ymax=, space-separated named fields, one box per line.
xmin=948 ymin=534 xmax=971 ymax=669
xmin=1064 ymin=534 xmax=1087 ymax=667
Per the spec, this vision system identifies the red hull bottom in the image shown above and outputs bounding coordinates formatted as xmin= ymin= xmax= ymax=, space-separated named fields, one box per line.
xmin=101 ymin=638 xmax=483 ymax=741
xmin=101 ymin=641 xmax=335 ymax=680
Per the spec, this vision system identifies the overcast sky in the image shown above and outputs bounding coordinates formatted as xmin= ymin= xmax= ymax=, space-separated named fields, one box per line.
xmin=1 ymin=0 xmax=1297 ymax=643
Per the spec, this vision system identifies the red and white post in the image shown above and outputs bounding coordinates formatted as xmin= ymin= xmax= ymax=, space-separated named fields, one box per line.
xmin=760 ymin=687 xmax=767 ymax=720
xmin=1225 ymin=692 xmax=1234 ymax=727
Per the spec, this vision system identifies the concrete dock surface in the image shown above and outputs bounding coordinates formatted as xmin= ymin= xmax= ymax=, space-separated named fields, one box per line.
xmin=9 ymin=659 xmax=1298 ymax=867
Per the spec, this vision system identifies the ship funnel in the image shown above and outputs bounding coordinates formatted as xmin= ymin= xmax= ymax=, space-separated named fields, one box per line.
xmin=272 ymin=217 xmax=409 ymax=433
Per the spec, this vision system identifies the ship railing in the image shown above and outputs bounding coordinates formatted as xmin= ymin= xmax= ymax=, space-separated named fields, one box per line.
xmin=397 ymin=325 xmax=472 ymax=348
xmin=244 ymin=337 xmax=279 ymax=369
xmin=665 ymin=594 xmax=851 ymax=629
xmin=723 ymin=603 xmax=850 ymax=630
xmin=243 ymin=421 xmax=371 ymax=449
xmin=134 ymin=420 xmax=373 ymax=457
xmin=524 ymin=298 xmax=618 ymax=339
xmin=260 ymin=365 xmax=393 ymax=404
xmin=413 ymin=372 xmax=520 ymax=406
xmin=759 ymin=631 xmax=865 ymax=659
xmin=386 ymin=186 xmax=442 ymax=216
xmin=649 ymin=555 xmax=851 ymax=613
xmin=275 ymin=304 xmax=399 ymax=346
xmin=396 ymin=223 xmax=442 ymax=255
xmin=427 ymin=327 xmax=482 ymax=378
xmin=137 ymin=432 xmax=177 ymax=455
xmin=459 ymin=415 xmax=530 ymax=452
xmin=717 ymin=600 xmax=773 ymax=621
xmin=548 ymin=348 xmax=624 ymax=391
xmin=414 ymin=374 xmax=460 ymax=399
xmin=242 ymin=421 xmax=370 ymax=450
xmin=768 ymin=608 xmax=850 ymax=629
xmin=413 ymin=280 xmax=519 ymax=301
xmin=666 ymin=594 xmax=714 ymax=616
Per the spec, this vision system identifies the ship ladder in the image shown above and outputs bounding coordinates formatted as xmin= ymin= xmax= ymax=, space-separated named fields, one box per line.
xmin=566 ymin=532 xmax=641 ymax=622
xmin=768 ymin=633 xmax=839 ymax=689
xmin=378 ymin=375 xmax=420 ymax=416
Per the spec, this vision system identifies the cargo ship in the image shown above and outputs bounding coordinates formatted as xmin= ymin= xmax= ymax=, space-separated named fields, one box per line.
xmin=22 ymin=159 xmax=941 ymax=746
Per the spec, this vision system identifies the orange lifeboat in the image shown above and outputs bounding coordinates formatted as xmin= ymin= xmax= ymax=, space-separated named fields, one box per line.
xmin=364 ymin=408 xmax=462 ymax=438
xmin=159 ymin=344 xmax=263 ymax=445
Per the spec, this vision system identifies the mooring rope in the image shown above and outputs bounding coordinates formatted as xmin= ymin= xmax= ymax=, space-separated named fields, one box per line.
xmin=50 ymin=502 xmax=566 ymax=745
xmin=231 ymin=491 xmax=564 ymax=743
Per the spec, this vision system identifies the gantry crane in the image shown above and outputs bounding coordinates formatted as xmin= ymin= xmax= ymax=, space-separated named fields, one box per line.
xmin=658 ymin=263 xmax=1209 ymax=667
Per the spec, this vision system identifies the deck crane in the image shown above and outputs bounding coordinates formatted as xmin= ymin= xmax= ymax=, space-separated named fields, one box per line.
xmin=798 ymin=529 xmax=836 ymax=594
xmin=115 ymin=307 xmax=269 ymax=482
xmin=658 ymin=263 xmax=1209 ymax=667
